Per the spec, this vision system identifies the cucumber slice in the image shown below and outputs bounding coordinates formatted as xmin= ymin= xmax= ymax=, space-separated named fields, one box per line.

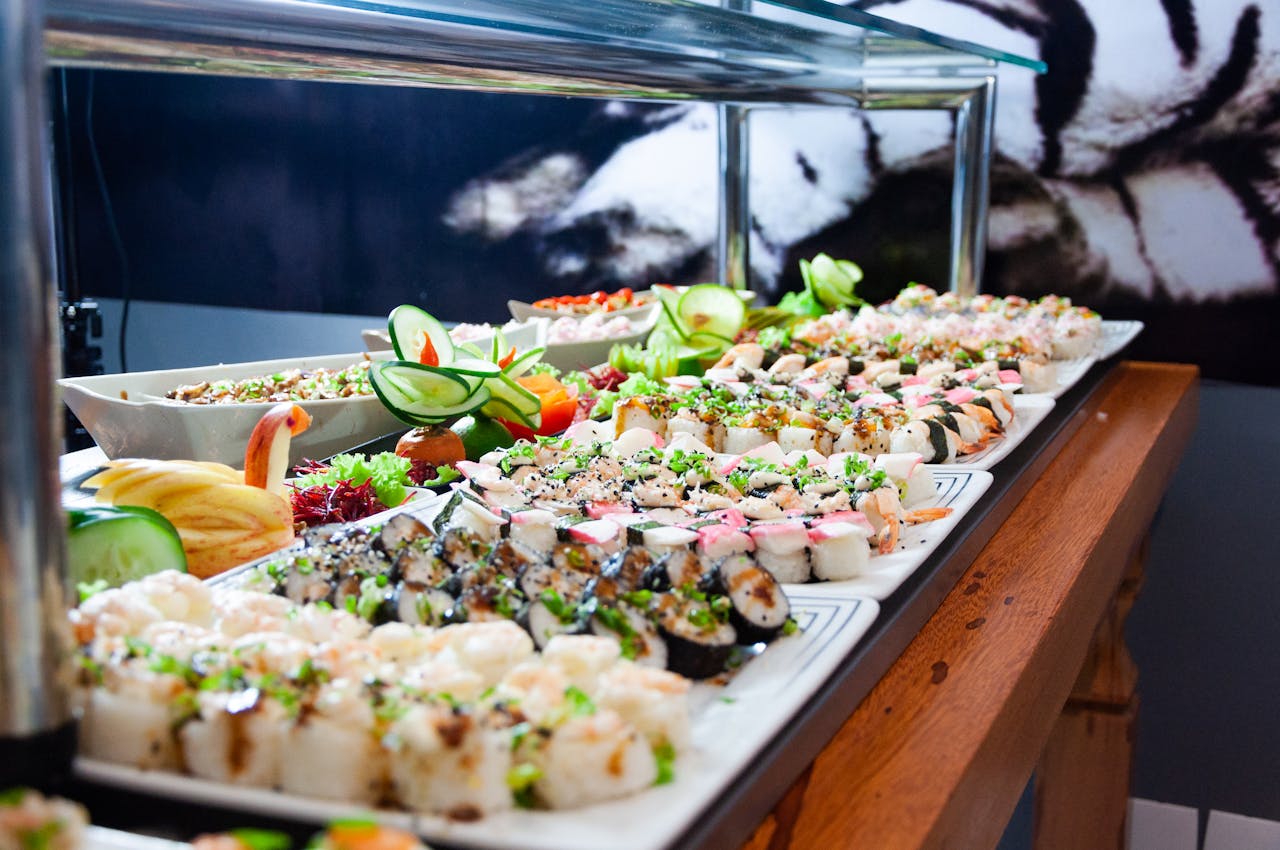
xmin=370 ymin=360 xmax=479 ymax=422
xmin=489 ymin=372 xmax=542 ymax=419
xmin=677 ymin=284 xmax=746 ymax=341
xmin=503 ymin=347 xmax=545 ymax=379
xmin=67 ymin=506 xmax=187 ymax=588
xmin=646 ymin=324 xmax=685 ymax=353
xmin=457 ymin=342 xmax=487 ymax=359
xmin=685 ymin=330 xmax=735 ymax=352
xmin=481 ymin=395 xmax=539 ymax=430
xmin=448 ymin=357 xmax=504 ymax=378
xmin=654 ymin=286 xmax=689 ymax=340
xmin=388 ymin=305 xmax=455 ymax=366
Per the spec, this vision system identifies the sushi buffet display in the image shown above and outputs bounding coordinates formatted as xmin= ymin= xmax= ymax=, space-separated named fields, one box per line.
xmin=58 ymin=259 xmax=1136 ymax=847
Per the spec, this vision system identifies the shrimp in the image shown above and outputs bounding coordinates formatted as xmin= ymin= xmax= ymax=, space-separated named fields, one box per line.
xmin=904 ymin=507 xmax=953 ymax=524
xmin=858 ymin=487 xmax=904 ymax=554
xmin=959 ymin=401 xmax=1002 ymax=432
xmin=767 ymin=353 xmax=806 ymax=375
xmin=799 ymin=356 xmax=850 ymax=382
xmin=855 ymin=487 xmax=952 ymax=553
xmin=712 ymin=342 xmax=765 ymax=370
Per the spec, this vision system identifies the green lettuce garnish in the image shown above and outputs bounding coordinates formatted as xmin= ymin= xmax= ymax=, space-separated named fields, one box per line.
xmin=296 ymin=452 xmax=413 ymax=507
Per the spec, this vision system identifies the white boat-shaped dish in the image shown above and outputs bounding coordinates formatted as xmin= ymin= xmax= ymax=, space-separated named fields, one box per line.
xmin=59 ymin=352 xmax=405 ymax=468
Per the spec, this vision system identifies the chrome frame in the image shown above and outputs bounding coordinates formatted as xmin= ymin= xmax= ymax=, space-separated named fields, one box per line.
xmin=1 ymin=0 xmax=72 ymax=738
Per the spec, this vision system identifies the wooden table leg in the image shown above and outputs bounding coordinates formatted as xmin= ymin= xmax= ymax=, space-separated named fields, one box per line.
xmin=1032 ymin=535 xmax=1148 ymax=850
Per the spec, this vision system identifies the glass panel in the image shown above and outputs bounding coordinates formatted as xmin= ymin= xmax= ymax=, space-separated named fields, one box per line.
xmin=46 ymin=0 xmax=1042 ymax=103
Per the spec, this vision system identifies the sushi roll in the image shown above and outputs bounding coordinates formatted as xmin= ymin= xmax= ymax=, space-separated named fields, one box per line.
xmin=526 ymin=710 xmax=658 ymax=809
xmin=78 ymin=658 xmax=186 ymax=770
xmin=748 ymin=521 xmax=812 ymax=584
xmin=807 ymin=521 xmax=873 ymax=581
xmin=502 ymin=506 xmax=559 ymax=555
xmin=777 ymin=425 xmax=820 ymax=453
xmin=612 ymin=396 xmax=670 ymax=439
xmin=386 ymin=703 xmax=514 ymax=818
xmin=666 ymin=414 xmax=714 ymax=449
xmin=280 ymin=681 xmax=386 ymax=804
xmin=711 ymin=554 xmax=790 ymax=641
xmin=692 ymin=521 xmax=755 ymax=561
xmin=630 ymin=523 xmax=699 ymax=556
xmin=588 ymin=597 xmax=668 ymax=670
xmin=433 ymin=527 xmax=492 ymax=572
xmin=599 ymin=546 xmax=657 ymax=592
xmin=651 ymin=591 xmax=737 ymax=679
xmin=640 ymin=549 xmax=707 ymax=594
xmin=376 ymin=513 xmax=434 ymax=554
xmin=178 ymin=689 xmax=289 ymax=788
xmin=280 ymin=553 xmax=335 ymax=605
xmin=423 ymin=621 xmax=534 ymax=688
xmin=594 ymin=662 xmax=692 ymax=750
xmin=873 ymin=453 xmax=938 ymax=508
xmin=0 ymin=791 xmax=87 ymax=850
xmin=723 ymin=426 xmax=774 ymax=455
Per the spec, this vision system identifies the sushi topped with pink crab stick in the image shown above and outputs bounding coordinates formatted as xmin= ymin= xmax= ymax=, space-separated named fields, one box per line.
xmin=462 ymin=425 xmax=951 ymax=571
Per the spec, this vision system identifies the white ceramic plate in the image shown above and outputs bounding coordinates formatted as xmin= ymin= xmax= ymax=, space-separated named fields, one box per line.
xmin=508 ymin=297 xmax=660 ymax=324
xmin=59 ymin=353 xmax=406 ymax=468
xmin=1096 ymin=319 xmax=1144 ymax=361
xmin=948 ymin=395 xmax=1054 ymax=471
xmin=509 ymin=287 xmax=755 ymax=323
xmin=363 ymin=318 xmax=546 ymax=356
xmin=540 ymin=317 xmax=655 ymax=373
xmin=86 ymin=826 xmax=188 ymax=849
xmin=784 ymin=467 xmax=992 ymax=601
xmin=76 ymin=590 xmax=879 ymax=850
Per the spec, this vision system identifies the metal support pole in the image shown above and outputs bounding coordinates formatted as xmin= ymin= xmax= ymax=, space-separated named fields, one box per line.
xmin=949 ymin=76 xmax=996 ymax=297
xmin=716 ymin=0 xmax=752 ymax=292
xmin=0 ymin=0 xmax=77 ymax=785
xmin=717 ymin=103 xmax=751 ymax=290
xmin=859 ymin=74 xmax=997 ymax=296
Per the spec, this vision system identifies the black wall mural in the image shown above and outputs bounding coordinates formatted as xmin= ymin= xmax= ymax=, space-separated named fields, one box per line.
xmin=64 ymin=1 xmax=1280 ymax=383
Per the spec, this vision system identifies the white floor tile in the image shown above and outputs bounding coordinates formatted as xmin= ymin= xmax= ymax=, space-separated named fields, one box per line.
xmin=1128 ymin=798 xmax=1199 ymax=850
xmin=1204 ymin=809 xmax=1280 ymax=850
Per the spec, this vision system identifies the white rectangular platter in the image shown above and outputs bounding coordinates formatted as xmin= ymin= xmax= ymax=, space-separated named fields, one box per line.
xmin=77 ymin=590 xmax=879 ymax=850
xmin=785 ymin=467 xmax=992 ymax=601
xmin=86 ymin=827 xmax=187 ymax=849
xmin=949 ymin=395 xmax=1055 ymax=471
xmin=1045 ymin=354 xmax=1095 ymax=399
xmin=1096 ymin=319 xmax=1144 ymax=361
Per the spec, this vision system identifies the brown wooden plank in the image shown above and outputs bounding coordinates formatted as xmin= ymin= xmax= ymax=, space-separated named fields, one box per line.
xmin=741 ymin=362 xmax=1198 ymax=850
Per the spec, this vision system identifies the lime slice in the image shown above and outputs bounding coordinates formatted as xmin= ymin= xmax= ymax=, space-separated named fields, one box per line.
xmin=677 ymin=284 xmax=746 ymax=341
xmin=452 ymin=414 xmax=516 ymax=461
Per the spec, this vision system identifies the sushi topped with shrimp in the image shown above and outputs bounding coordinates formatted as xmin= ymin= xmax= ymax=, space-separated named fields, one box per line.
xmin=72 ymin=571 xmax=695 ymax=818
xmin=608 ymin=359 xmax=1015 ymax=464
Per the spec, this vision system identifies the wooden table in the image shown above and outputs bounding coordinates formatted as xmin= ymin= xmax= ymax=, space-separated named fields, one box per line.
xmin=742 ymin=362 xmax=1199 ymax=850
